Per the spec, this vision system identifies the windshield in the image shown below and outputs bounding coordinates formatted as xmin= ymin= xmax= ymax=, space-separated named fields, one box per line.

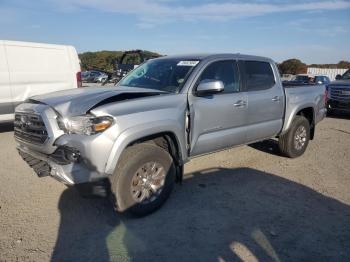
xmin=342 ymin=69 xmax=350 ymax=80
xmin=117 ymin=58 xmax=200 ymax=93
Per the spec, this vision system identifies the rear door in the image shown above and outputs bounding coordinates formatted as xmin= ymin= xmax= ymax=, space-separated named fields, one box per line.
xmin=0 ymin=41 xmax=13 ymax=121
xmin=239 ymin=60 xmax=284 ymax=142
xmin=189 ymin=60 xmax=248 ymax=156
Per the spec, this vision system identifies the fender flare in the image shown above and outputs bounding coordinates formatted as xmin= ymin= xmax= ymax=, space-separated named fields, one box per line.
xmin=281 ymin=103 xmax=316 ymax=135
xmin=104 ymin=120 xmax=187 ymax=175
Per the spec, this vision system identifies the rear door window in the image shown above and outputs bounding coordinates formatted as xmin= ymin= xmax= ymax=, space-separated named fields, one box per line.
xmin=242 ymin=61 xmax=275 ymax=91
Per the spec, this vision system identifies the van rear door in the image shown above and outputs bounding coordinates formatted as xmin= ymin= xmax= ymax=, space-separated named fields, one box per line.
xmin=67 ymin=46 xmax=82 ymax=87
xmin=0 ymin=40 xmax=13 ymax=121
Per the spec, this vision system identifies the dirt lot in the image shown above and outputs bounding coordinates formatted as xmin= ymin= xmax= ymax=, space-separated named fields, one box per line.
xmin=0 ymin=114 xmax=349 ymax=262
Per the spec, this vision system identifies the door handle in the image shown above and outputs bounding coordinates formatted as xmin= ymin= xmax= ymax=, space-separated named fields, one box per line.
xmin=272 ymin=96 xmax=280 ymax=102
xmin=234 ymin=100 xmax=247 ymax=107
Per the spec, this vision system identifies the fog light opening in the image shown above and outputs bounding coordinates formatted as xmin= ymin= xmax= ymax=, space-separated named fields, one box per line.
xmin=64 ymin=148 xmax=81 ymax=162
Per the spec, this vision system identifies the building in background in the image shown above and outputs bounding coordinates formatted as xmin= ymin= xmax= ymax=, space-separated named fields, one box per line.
xmin=307 ymin=68 xmax=348 ymax=81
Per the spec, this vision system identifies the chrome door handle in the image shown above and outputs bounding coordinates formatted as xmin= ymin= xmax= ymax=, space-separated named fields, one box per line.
xmin=272 ymin=96 xmax=280 ymax=102
xmin=234 ymin=100 xmax=247 ymax=107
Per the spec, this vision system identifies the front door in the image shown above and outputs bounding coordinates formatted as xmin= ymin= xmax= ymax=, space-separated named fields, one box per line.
xmin=189 ymin=60 xmax=248 ymax=156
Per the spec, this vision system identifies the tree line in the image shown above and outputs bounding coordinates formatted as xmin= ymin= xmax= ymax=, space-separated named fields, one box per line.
xmin=79 ymin=51 xmax=350 ymax=75
xmin=278 ymin=59 xmax=350 ymax=75
xmin=79 ymin=50 xmax=160 ymax=72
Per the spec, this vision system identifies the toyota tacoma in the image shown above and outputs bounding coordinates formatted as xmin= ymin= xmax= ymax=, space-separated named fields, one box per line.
xmin=15 ymin=54 xmax=326 ymax=216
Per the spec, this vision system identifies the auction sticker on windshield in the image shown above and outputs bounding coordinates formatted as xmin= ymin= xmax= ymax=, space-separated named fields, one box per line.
xmin=177 ymin=61 xmax=200 ymax=66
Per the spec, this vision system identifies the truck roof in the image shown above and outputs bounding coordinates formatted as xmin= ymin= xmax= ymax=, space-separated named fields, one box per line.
xmin=158 ymin=53 xmax=274 ymax=63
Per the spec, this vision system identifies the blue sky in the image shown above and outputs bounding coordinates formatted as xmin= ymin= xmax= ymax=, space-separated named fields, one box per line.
xmin=1 ymin=0 xmax=350 ymax=63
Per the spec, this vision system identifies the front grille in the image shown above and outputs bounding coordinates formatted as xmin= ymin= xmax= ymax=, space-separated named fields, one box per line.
xmin=14 ymin=112 xmax=48 ymax=144
xmin=329 ymin=86 xmax=350 ymax=102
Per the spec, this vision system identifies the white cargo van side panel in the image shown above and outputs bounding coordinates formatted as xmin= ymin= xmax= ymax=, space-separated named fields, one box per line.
xmin=5 ymin=42 xmax=76 ymax=105
xmin=0 ymin=41 xmax=13 ymax=121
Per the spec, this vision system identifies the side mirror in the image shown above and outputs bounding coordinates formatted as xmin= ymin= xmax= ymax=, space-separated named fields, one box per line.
xmin=335 ymin=74 xmax=342 ymax=80
xmin=196 ymin=80 xmax=224 ymax=96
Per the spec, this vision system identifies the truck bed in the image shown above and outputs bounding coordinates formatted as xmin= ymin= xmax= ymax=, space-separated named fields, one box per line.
xmin=282 ymin=84 xmax=326 ymax=134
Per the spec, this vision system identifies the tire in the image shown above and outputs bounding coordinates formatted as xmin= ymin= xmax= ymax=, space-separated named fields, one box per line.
xmin=109 ymin=143 xmax=176 ymax=216
xmin=278 ymin=116 xmax=310 ymax=158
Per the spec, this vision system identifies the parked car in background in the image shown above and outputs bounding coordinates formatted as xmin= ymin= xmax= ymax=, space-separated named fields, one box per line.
xmin=82 ymin=71 xmax=108 ymax=83
xmin=314 ymin=75 xmax=331 ymax=85
xmin=15 ymin=53 xmax=326 ymax=216
xmin=95 ymin=72 xmax=108 ymax=83
xmin=326 ymin=69 xmax=350 ymax=114
xmin=288 ymin=74 xmax=310 ymax=84
xmin=283 ymin=74 xmax=310 ymax=86
xmin=0 ymin=40 xmax=81 ymax=123
xmin=81 ymin=71 xmax=90 ymax=82
xmin=283 ymin=74 xmax=330 ymax=86
xmin=281 ymin=74 xmax=294 ymax=82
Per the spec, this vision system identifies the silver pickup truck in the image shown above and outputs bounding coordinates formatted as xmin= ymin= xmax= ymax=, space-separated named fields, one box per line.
xmin=15 ymin=54 xmax=326 ymax=216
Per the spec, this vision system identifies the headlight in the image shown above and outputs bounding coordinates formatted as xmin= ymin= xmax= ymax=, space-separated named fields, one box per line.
xmin=58 ymin=115 xmax=114 ymax=135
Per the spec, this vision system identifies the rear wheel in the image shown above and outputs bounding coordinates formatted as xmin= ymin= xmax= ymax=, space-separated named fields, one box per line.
xmin=109 ymin=143 xmax=176 ymax=216
xmin=278 ymin=116 xmax=310 ymax=158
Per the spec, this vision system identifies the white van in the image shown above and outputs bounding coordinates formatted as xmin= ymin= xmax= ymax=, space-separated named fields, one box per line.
xmin=0 ymin=40 xmax=81 ymax=122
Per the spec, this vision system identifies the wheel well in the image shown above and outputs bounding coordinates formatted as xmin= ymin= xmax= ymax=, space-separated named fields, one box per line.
xmin=296 ymin=107 xmax=315 ymax=140
xmin=127 ymin=132 xmax=184 ymax=182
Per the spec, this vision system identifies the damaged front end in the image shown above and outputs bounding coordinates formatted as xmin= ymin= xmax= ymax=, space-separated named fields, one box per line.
xmin=15 ymin=87 xmax=165 ymax=186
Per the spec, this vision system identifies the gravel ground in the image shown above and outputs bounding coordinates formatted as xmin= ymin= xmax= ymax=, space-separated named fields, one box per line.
xmin=0 ymin=114 xmax=349 ymax=262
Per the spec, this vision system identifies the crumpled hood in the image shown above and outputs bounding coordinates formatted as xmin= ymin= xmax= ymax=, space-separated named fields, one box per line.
xmin=28 ymin=86 xmax=166 ymax=116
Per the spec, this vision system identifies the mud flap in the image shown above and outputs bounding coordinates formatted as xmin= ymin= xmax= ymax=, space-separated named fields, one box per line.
xmin=176 ymin=164 xmax=184 ymax=184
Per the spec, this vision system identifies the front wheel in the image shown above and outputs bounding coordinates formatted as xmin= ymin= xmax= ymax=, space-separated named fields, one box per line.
xmin=109 ymin=143 xmax=176 ymax=216
xmin=278 ymin=116 xmax=310 ymax=158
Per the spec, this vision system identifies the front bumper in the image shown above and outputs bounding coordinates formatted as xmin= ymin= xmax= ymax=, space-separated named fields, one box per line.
xmin=327 ymin=99 xmax=350 ymax=112
xmin=17 ymin=144 xmax=104 ymax=185
xmin=14 ymin=102 xmax=120 ymax=185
